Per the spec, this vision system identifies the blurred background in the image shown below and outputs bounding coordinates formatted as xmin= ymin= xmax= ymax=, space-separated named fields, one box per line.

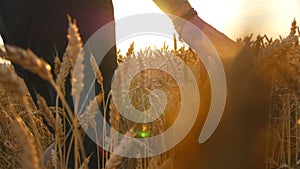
xmin=113 ymin=0 xmax=300 ymax=52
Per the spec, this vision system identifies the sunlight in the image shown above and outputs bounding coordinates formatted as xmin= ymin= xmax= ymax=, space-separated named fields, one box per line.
xmin=0 ymin=35 xmax=9 ymax=64
xmin=113 ymin=0 xmax=300 ymax=50
xmin=112 ymin=0 xmax=240 ymax=53
xmin=191 ymin=0 xmax=240 ymax=38
xmin=0 ymin=35 xmax=3 ymax=46
xmin=112 ymin=0 xmax=175 ymax=54
xmin=228 ymin=0 xmax=300 ymax=38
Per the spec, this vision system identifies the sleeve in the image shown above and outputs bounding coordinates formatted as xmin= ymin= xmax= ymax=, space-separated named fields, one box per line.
xmin=0 ymin=1 xmax=10 ymax=43
xmin=0 ymin=0 xmax=31 ymax=48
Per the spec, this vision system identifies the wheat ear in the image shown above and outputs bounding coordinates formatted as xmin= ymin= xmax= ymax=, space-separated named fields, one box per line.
xmin=105 ymin=128 xmax=136 ymax=169
xmin=13 ymin=117 xmax=40 ymax=169
xmin=66 ymin=15 xmax=83 ymax=70
xmin=37 ymin=94 xmax=56 ymax=130
xmin=5 ymin=45 xmax=52 ymax=81
xmin=0 ymin=64 xmax=25 ymax=96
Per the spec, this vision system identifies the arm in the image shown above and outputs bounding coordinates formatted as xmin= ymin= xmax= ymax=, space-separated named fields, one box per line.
xmin=153 ymin=0 xmax=239 ymax=145
xmin=153 ymin=0 xmax=240 ymax=63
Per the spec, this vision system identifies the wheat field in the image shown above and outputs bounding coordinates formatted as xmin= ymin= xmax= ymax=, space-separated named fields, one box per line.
xmin=0 ymin=17 xmax=299 ymax=169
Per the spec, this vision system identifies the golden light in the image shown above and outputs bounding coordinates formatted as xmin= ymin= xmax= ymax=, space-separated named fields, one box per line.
xmin=142 ymin=124 xmax=147 ymax=131
xmin=45 ymin=64 xmax=52 ymax=71
xmin=297 ymin=118 xmax=300 ymax=125
xmin=113 ymin=0 xmax=300 ymax=51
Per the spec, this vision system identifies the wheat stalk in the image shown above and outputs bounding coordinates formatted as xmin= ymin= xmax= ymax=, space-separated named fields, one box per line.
xmin=50 ymin=149 xmax=59 ymax=169
xmin=5 ymin=45 xmax=52 ymax=81
xmin=126 ymin=42 xmax=135 ymax=58
xmin=90 ymin=54 xmax=103 ymax=88
xmin=0 ymin=64 xmax=25 ymax=96
xmin=5 ymin=42 xmax=85 ymax=169
xmin=79 ymin=93 xmax=103 ymax=131
xmin=13 ymin=117 xmax=40 ymax=169
xmin=71 ymin=52 xmax=84 ymax=113
xmin=105 ymin=128 xmax=136 ymax=169
xmin=37 ymin=94 xmax=56 ymax=131
xmin=54 ymin=55 xmax=61 ymax=77
xmin=0 ymin=56 xmax=46 ymax=158
xmin=135 ymin=154 xmax=143 ymax=169
xmin=79 ymin=155 xmax=92 ymax=169
xmin=66 ymin=15 xmax=83 ymax=70
xmin=56 ymin=54 xmax=71 ymax=95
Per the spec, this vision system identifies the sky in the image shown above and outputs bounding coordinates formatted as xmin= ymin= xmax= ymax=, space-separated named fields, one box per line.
xmin=113 ymin=0 xmax=300 ymax=52
xmin=0 ymin=0 xmax=299 ymax=52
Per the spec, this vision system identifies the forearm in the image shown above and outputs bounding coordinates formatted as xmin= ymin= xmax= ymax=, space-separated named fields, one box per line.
xmin=154 ymin=0 xmax=241 ymax=62
xmin=175 ymin=15 xmax=240 ymax=60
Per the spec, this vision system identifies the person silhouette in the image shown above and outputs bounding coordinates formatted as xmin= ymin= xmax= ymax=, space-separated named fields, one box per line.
xmin=1 ymin=0 xmax=243 ymax=168
xmin=1 ymin=1 xmax=117 ymax=168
